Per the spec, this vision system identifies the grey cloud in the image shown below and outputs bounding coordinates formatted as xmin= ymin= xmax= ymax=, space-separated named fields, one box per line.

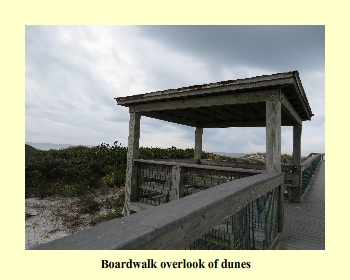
xmin=137 ymin=25 xmax=324 ymax=74
xmin=25 ymin=25 xmax=324 ymax=154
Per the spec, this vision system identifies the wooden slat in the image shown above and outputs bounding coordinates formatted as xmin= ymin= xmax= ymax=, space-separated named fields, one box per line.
xmin=266 ymin=100 xmax=281 ymax=172
xmin=130 ymin=90 xmax=280 ymax=113
xmin=280 ymin=92 xmax=302 ymax=125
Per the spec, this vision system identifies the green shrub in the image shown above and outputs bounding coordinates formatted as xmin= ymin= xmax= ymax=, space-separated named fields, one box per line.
xmin=25 ymin=141 xmax=240 ymax=198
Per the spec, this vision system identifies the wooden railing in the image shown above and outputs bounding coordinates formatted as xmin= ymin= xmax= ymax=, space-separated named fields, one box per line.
xmin=30 ymin=172 xmax=284 ymax=250
xmin=134 ymin=159 xmax=264 ymax=205
xmin=197 ymin=154 xmax=323 ymax=203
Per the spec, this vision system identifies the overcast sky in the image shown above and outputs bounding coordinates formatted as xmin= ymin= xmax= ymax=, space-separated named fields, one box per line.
xmin=25 ymin=25 xmax=324 ymax=156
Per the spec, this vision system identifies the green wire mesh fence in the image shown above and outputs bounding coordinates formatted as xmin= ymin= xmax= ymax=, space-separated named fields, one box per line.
xmin=185 ymin=187 xmax=279 ymax=250
xmin=302 ymin=155 xmax=322 ymax=194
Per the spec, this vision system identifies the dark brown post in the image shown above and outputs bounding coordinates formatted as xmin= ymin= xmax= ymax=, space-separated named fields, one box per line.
xmin=123 ymin=112 xmax=141 ymax=216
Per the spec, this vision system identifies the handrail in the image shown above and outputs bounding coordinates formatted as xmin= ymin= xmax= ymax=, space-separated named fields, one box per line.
xmin=300 ymin=153 xmax=322 ymax=171
xmin=134 ymin=159 xmax=265 ymax=175
xmin=30 ymin=172 xmax=284 ymax=250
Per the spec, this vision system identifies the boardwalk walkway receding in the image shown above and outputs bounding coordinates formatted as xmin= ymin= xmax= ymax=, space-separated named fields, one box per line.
xmin=277 ymin=161 xmax=325 ymax=250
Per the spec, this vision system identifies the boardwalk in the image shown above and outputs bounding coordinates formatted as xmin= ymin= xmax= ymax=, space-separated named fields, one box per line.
xmin=277 ymin=161 xmax=325 ymax=250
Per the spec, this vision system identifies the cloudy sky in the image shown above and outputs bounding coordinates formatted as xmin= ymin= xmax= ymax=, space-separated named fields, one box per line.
xmin=25 ymin=25 xmax=324 ymax=156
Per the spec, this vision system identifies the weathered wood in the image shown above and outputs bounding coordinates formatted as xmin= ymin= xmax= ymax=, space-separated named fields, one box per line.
xmin=278 ymin=184 xmax=284 ymax=232
xmin=124 ymin=112 xmax=141 ymax=216
xmin=268 ymin=232 xmax=283 ymax=250
xmin=138 ymin=173 xmax=284 ymax=249
xmin=116 ymin=75 xmax=295 ymax=105
xmin=266 ymin=100 xmax=283 ymax=236
xmin=31 ymin=172 xmax=284 ymax=250
xmin=134 ymin=159 xmax=264 ymax=175
xmin=291 ymin=125 xmax=302 ymax=202
xmin=292 ymin=125 xmax=302 ymax=166
xmin=266 ymin=100 xmax=281 ymax=172
xmin=194 ymin=126 xmax=203 ymax=159
xmin=170 ymin=166 xmax=185 ymax=201
xmin=142 ymin=111 xmax=196 ymax=127
xmin=151 ymin=158 xmax=199 ymax=164
xmin=199 ymin=159 xmax=266 ymax=170
xmin=280 ymin=92 xmax=302 ymax=125
xmin=129 ymin=90 xmax=280 ymax=113
xmin=300 ymin=153 xmax=322 ymax=171
xmin=203 ymin=120 xmax=268 ymax=128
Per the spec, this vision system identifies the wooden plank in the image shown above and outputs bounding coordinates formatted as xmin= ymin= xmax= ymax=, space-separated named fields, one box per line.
xmin=199 ymin=159 xmax=266 ymax=170
xmin=117 ymin=75 xmax=295 ymax=105
xmin=222 ymin=105 xmax=243 ymax=121
xmin=194 ymin=126 xmax=203 ymax=159
xmin=202 ymin=120 xmax=267 ymax=128
xmin=142 ymin=111 xmax=196 ymax=127
xmin=134 ymin=159 xmax=264 ymax=175
xmin=300 ymin=153 xmax=322 ymax=170
xmin=124 ymin=112 xmax=141 ymax=216
xmin=278 ymin=184 xmax=284 ymax=233
xmin=31 ymin=172 xmax=284 ymax=250
xmin=193 ymin=107 xmax=228 ymax=122
xmin=280 ymin=92 xmax=302 ymax=125
xmin=290 ymin=125 xmax=302 ymax=202
xmin=266 ymin=100 xmax=281 ymax=172
xmin=170 ymin=166 xmax=185 ymax=201
xmin=138 ymin=173 xmax=284 ymax=249
xmin=130 ymin=90 xmax=280 ymax=113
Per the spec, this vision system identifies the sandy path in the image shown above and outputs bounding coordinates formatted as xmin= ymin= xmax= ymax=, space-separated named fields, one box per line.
xmin=25 ymin=188 xmax=121 ymax=249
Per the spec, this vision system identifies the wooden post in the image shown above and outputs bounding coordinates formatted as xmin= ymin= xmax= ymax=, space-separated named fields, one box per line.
xmin=291 ymin=125 xmax=302 ymax=203
xmin=170 ymin=166 xmax=185 ymax=201
xmin=194 ymin=126 xmax=203 ymax=159
xmin=123 ymin=112 xmax=141 ymax=216
xmin=266 ymin=100 xmax=283 ymax=235
xmin=266 ymin=100 xmax=281 ymax=172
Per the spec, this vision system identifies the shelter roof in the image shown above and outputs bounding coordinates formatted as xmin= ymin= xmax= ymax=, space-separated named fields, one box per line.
xmin=116 ymin=71 xmax=313 ymax=128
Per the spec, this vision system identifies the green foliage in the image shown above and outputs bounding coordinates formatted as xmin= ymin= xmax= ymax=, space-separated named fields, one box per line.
xmin=25 ymin=142 xmax=127 ymax=198
xmin=25 ymin=142 xmax=208 ymax=198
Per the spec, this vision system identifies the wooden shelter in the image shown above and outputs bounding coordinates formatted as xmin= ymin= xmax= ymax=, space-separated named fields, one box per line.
xmin=116 ymin=70 xmax=313 ymax=215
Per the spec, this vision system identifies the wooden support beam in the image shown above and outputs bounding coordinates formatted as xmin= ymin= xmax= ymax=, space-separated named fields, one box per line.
xmin=170 ymin=166 xmax=186 ymax=201
xmin=232 ymin=105 xmax=254 ymax=120
xmin=130 ymin=89 xmax=280 ymax=113
xmin=291 ymin=125 xmax=302 ymax=202
xmin=222 ymin=105 xmax=243 ymax=121
xmin=244 ymin=104 xmax=257 ymax=120
xmin=193 ymin=107 xmax=228 ymax=122
xmin=194 ymin=126 xmax=203 ymax=159
xmin=266 ymin=100 xmax=281 ymax=172
xmin=202 ymin=120 xmax=267 ymax=128
xmin=142 ymin=111 xmax=196 ymax=127
xmin=292 ymin=125 xmax=302 ymax=166
xmin=266 ymin=100 xmax=283 ymax=237
xmin=280 ymin=92 xmax=302 ymax=125
xmin=192 ymin=108 xmax=222 ymax=122
xmin=124 ymin=112 xmax=141 ymax=216
xmin=249 ymin=103 xmax=265 ymax=116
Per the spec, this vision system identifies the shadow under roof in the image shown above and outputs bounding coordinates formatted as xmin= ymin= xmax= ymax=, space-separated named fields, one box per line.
xmin=115 ymin=70 xmax=313 ymax=128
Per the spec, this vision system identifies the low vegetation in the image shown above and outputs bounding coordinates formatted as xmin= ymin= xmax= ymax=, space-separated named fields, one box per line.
xmin=25 ymin=141 xmax=308 ymax=198
xmin=25 ymin=142 xmax=310 ymax=235
xmin=25 ymin=141 xmax=214 ymax=198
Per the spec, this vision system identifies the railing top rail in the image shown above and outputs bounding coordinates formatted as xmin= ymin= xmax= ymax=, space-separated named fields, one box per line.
xmin=134 ymin=159 xmax=265 ymax=174
xmin=31 ymin=172 xmax=284 ymax=250
xmin=199 ymin=159 xmax=298 ymax=173
xmin=300 ymin=153 xmax=322 ymax=171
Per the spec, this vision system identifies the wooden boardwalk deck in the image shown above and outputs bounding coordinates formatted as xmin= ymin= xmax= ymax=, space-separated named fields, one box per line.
xmin=277 ymin=160 xmax=325 ymax=250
